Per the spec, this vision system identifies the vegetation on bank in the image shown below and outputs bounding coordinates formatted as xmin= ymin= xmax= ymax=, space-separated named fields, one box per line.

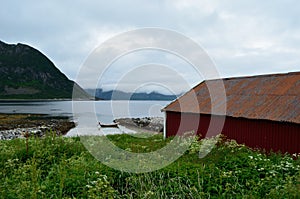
xmin=0 ymin=131 xmax=299 ymax=198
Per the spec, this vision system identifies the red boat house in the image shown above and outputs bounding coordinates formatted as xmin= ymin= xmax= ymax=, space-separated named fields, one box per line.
xmin=162 ymin=72 xmax=300 ymax=154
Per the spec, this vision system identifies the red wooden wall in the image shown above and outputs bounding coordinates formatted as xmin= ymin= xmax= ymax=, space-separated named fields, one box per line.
xmin=166 ymin=111 xmax=300 ymax=154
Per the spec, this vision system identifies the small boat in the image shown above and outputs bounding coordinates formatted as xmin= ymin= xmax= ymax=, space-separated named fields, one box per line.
xmin=98 ymin=122 xmax=119 ymax=128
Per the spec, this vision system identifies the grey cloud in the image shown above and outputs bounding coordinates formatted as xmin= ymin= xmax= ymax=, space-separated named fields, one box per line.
xmin=1 ymin=0 xmax=300 ymax=93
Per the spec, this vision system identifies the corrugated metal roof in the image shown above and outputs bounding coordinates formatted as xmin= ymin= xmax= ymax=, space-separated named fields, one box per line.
xmin=163 ymin=72 xmax=300 ymax=124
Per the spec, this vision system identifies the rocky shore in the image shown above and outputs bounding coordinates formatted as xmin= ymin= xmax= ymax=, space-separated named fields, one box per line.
xmin=0 ymin=114 xmax=164 ymax=140
xmin=0 ymin=114 xmax=75 ymax=140
xmin=114 ymin=117 xmax=164 ymax=133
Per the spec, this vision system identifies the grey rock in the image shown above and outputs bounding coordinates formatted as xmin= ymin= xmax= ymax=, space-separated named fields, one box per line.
xmin=114 ymin=117 xmax=164 ymax=133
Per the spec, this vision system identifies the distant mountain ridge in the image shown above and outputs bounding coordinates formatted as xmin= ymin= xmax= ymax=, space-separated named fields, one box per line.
xmin=86 ymin=89 xmax=179 ymax=100
xmin=0 ymin=40 xmax=90 ymax=99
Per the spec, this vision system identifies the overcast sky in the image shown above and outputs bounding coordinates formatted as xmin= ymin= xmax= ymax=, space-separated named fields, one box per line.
xmin=1 ymin=0 xmax=300 ymax=94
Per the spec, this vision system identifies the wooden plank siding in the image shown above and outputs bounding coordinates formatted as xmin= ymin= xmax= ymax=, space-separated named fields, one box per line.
xmin=166 ymin=111 xmax=300 ymax=154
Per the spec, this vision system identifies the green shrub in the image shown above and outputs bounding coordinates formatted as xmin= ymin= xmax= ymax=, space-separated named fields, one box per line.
xmin=0 ymin=132 xmax=299 ymax=198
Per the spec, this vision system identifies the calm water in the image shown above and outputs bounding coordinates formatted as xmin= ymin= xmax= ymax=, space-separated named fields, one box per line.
xmin=0 ymin=100 xmax=170 ymax=135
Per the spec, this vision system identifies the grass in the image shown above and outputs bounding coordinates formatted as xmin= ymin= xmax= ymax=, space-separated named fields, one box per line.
xmin=0 ymin=131 xmax=299 ymax=198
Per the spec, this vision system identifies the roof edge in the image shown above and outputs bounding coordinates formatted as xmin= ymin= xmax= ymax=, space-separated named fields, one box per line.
xmin=206 ymin=71 xmax=300 ymax=82
xmin=163 ymin=110 xmax=300 ymax=125
xmin=161 ymin=79 xmax=206 ymax=112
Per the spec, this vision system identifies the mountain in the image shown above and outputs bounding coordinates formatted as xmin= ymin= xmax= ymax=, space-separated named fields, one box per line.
xmin=0 ymin=40 xmax=90 ymax=99
xmin=86 ymin=89 xmax=179 ymax=101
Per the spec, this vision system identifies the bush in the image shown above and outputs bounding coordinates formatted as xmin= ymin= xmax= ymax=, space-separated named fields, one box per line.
xmin=0 ymin=132 xmax=299 ymax=198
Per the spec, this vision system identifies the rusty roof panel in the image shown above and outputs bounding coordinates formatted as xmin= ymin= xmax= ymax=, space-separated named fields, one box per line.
xmin=163 ymin=72 xmax=300 ymax=124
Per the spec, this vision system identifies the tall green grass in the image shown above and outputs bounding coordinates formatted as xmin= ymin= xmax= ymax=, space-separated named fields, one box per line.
xmin=0 ymin=132 xmax=299 ymax=198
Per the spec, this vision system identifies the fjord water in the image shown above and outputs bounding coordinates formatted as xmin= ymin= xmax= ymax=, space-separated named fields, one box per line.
xmin=0 ymin=100 xmax=170 ymax=134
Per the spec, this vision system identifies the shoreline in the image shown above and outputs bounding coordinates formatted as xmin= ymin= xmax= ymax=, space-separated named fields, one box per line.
xmin=114 ymin=117 xmax=164 ymax=133
xmin=0 ymin=113 xmax=75 ymax=140
xmin=0 ymin=113 xmax=164 ymax=140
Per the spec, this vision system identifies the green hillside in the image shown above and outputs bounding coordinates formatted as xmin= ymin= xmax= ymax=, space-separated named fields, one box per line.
xmin=0 ymin=40 xmax=89 ymax=99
